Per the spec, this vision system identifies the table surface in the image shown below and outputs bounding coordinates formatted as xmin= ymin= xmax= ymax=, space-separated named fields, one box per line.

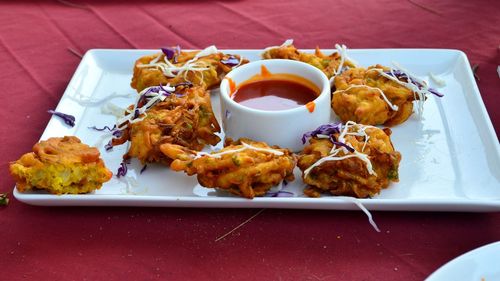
xmin=1 ymin=0 xmax=499 ymax=280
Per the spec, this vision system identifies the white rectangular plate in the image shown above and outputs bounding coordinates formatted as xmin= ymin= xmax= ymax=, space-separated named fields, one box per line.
xmin=13 ymin=49 xmax=500 ymax=211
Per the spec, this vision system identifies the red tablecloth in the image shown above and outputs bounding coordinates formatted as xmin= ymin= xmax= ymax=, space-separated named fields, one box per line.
xmin=1 ymin=1 xmax=499 ymax=280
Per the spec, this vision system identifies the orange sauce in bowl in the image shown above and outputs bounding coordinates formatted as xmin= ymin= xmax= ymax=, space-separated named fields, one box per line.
xmin=231 ymin=66 xmax=319 ymax=111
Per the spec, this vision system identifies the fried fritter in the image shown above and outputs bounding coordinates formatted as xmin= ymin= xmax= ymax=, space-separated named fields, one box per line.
xmin=332 ymin=65 xmax=417 ymax=126
xmin=9 ymin=136 xmax=112 ymax=194
xmin=160 ymin=139 xmax=296 ymax=199
xmin=298 ymin=122 xmax=401 ymax=198
xmin=112 ymin=85 xmax=221 ymax=165
xmin=131 ymin=46 xmax=248 ymax=92
xmin=262 ymin=40 xmax=355 ymax=79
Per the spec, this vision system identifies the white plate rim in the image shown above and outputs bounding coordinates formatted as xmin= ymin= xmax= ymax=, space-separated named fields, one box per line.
xmin=425 ymin=241 xmax=500 ymax=280
xmin=12 ymin=48 xmax=500 ymax=211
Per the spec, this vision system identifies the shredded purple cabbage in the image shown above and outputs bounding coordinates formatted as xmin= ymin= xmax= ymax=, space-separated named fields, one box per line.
xmin=332 ymin=140 xmax=355 ymax=153
xmin=264 ymin=180 xmax=293 ymax=197
xmin=173 ymin=46 xmax=181 ymax=63
xmin=385 ymin=70 xmax=444 ymax=97
xmin=89 ymin=125 xmax=122 ymax=152
xmin=89 ymin=125 xmax=116 ymax=131
xmin=104 ymin=129 xmax=123 ymax=151
xmin=302 ymin=123 xmax=355 ymax=152
xmin=140 ymin=164 xmax=147 ymax=174
xmin=142 ymin=87 xmax=155 ymax=96
xmin=136 ymin=93 xmax=148 ymax=107
xmin=112 ymin=129 xmax=123 ymax=138
xmin=340 ymin=66 xmax=350 ymax=73
xmin=174 ymin=81 xmax=193 ymax=88
xmin=161 ymin=47 xmax=175 ymax=60
xmin=265 ymin=190 xmax=294 ymax=197
xmin=48 ymin=110 xmax=75 ymax=127
xmin=116 ymin=160 xmax=129 ymax=178
xmin=143 ymin=85 xmax=183 ymax=100
xmin=428 ymin=88 xmax=444 ymax=97
xmin=132 ymin=84 xmax=187 ymax=121
xmin=105 ymin=140 xmax=113 ymax=152
xmin=161 ymin=45 xmax=181 ymax=62
xmin=302 ymin=122 xmax=342 ymax=144
xmin=385 ymin=70 xmax=408 ymax=80
xmin=220 ymin=56 xmax=240 ymax=67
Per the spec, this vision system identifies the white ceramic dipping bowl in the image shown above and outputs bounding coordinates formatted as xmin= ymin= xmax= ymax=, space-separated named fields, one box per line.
xmin=219 ymin=59 xmax=331 ymax=152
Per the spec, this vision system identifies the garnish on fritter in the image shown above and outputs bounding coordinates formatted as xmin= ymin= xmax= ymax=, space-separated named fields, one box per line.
xmin=262 ymin=39 xmax=356 ymax=80
xmin=131 ymin=45 xmax=248 ymax=92
xmin=298 ymin=122 xmax=401 ymax=198
xmin=332 ymin=64 xmax=444 ymax=126
xmin=160 ymin=138 xmax=296 ymax=199
xmin=110 ymin=84 xmax=221 ymax=165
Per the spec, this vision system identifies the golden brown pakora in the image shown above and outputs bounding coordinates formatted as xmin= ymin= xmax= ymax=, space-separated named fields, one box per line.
xmin=160 ymin=138 xmax=296 ymax=199
xmin=332 ymin=65 xmax=421 ymax=126
xmin=9 ymin=136 xmax=112 ymax=194
xmin=262 ymin=40 xmax=355 ymax=79
xmin=298 ymin=122 xmax=401 ymax=198
xmin=131 ymin=46 xmax=248 ymax=92
xmin=111 ymin=84 xmax=221 ymax=165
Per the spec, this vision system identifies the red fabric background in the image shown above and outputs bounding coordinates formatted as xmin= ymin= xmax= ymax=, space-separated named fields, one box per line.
xmin=1 ymin=0 xmax=499 ymax=280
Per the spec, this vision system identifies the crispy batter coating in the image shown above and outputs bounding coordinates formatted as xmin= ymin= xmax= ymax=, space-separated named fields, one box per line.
xmin=298 ymin=126 xmax=401 ymax=198
xmin=112 ymin=86 xmax=221 ymax=165
xmin=262 ymin=43 xmax=355 ymax=79
xmin=131 ymin=50 xmax=248 ymax=92
xmin=9 ymin=136 xmax=112 ymax=194
xmin=332 ymin=65 xmax=416 ymax=126
xmin=160 ymin=139 xmax=296 ymax=199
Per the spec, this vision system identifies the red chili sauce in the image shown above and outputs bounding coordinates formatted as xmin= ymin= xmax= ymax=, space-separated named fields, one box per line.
xmin=232 ymin=79 xmax=318 ymax=111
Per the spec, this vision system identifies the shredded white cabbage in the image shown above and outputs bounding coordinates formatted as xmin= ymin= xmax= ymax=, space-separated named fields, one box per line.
xmin=336 ymin=121 xmax=375 ymax=154
xmin=194 ymin=45 xmax=218 ymax=58
xmin=329 ymin=44 xmax=357 ymax=86
xmin=115 ymin=85 xmax=175 ymax=130
xmin=392 ymin=62 xmax=439 ymax=115
xmin=429 ymin=72 xmax=446 ymax=87
xmin=232 ymin=55 xmax=245 ymax=69
xmin=336 ymin=196 xmax=381 ymax=232
xmin=137 ymin=45 xmax=219 ymax=78
xmin=195 ymin=141 xmax=283 ymax=159
xmin=101 ymin=102 xmax=127 ymax=118
xmin=67 ymin=90 xmax=133 ymax=107
xmin=119 ymin=176 xmax=148 ymax=195
xmin=392 ymin=62 xmax=427 ymax=85
xmin=334 ymin=84 xmax=399 ymax=111
xmin=304 ymin=152 xmax=375 ymax=177
xmin=304 ymin=121 xmax=376 ymax=179
xmin=261 ymin=39 xmax=294 ymax=54
xmin=150 ymin=53 xmax=162 ymax=64
xmin=367 ymin=67 xmax=429 ymax=116
xmin=334 ymin=44 xmax=348 ymax=75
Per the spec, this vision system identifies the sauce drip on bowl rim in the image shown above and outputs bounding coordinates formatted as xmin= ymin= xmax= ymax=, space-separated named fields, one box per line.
xmin=230 ymin=65 xmax=320 ymax=111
